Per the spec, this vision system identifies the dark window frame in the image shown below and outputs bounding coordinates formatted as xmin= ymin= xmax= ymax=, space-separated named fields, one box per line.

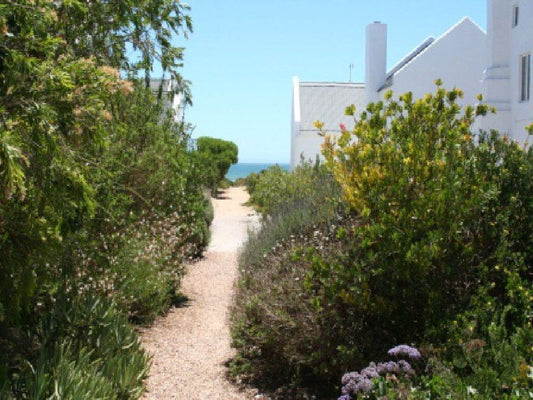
xmin=519 ymin=53 xmax=530 ymax=102
xmin=512 ymin=4 xmax=519 ymax=27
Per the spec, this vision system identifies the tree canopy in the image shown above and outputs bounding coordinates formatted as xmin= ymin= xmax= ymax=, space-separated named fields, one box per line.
xmin=196 ymin=136 xmax=239 ymax=194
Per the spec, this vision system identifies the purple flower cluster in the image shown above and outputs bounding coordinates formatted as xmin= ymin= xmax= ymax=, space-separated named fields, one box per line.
xmin=374 ymin=359 xmax=415 ymax=376
xmin=340 ymin=370 xmax=374 ymax=398
xmin=387 ymin=344 xmax=421 ymax=360
xmin=376 ymin=360 xmax=399 ymax=374
xmin=399 ymin=360 xmax=415 ymax=374
xmin=338 ymin=345 xmax=420 ymax=399
xmin=360 ymin=363 xmax=379 ymax=379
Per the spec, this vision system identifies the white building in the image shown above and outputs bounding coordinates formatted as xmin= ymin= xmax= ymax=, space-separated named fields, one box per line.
xmin=291 ymin=0 xmax=533 ymax=169
xmin=476 ymin=0 xmax=533 ymax=143
xmin=366 ymin=18 xmax=486 ymax=108
xmin=149 ymin=78 xmax=185 ymax=123
xmin=291 ymin=79 xmax=365 ymax=167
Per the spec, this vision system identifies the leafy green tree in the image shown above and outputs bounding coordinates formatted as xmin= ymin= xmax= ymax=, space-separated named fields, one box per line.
xmin=0 ymin=1 xmax=207 ymax=396
xmin=0 ymin=0 xmax=196 ymax=328
xmin=1 ymin=2 xmax=123 ymax=326
xmin=195 ymin=136 xmax=238 ymax=195
xmin=52 ymin=0 xmax=193 ymax=98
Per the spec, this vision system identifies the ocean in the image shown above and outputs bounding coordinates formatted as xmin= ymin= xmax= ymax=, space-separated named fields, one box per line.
xmin=225 ymin=162 xmax=290 ymax=181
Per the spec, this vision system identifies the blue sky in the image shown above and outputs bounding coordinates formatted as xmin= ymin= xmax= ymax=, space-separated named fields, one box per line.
xmin=177 ymin=1 xmax=487 ymax=163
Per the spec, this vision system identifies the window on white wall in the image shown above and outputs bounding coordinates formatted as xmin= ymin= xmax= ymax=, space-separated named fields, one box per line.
xmin=519 ymin=54 xmax=530 ymax=102
xmin=512 ymin=4 xmax=519 ymax=27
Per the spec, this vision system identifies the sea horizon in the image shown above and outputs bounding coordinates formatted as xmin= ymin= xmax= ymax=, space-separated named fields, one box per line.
xmin=226 ymin=162 xmax=290 ymax=181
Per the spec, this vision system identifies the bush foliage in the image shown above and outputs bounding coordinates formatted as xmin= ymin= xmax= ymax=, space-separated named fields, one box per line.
xmin=231 ymin=162 xmax=345 ymax=393
xmin=7 ymin=295 xmax=151 ymax=400
xmin=232 ymin=85 xmax=533 ymax=397
xmin=246 ymin=161 xmax=338 ymax=216
xmin=194 ymin=136 xmax=238 ymax=195
xmin=0 ymin=1 xmax=216 ymax=397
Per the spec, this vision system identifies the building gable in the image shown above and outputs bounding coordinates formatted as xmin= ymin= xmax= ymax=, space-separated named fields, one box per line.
xmin=386 ymin=17 xmax=487 ymax=107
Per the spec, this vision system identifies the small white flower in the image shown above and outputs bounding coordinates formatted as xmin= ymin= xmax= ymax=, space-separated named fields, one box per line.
xmin=467 ymin=386 xmax=478 ymax=395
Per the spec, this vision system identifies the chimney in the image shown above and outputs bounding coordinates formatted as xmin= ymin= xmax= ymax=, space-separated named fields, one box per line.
xmin=486 ymin=0 xmax=511 ymax=72
xmin=365 ymin=22 xmax=387 ymax=105
xmin=483 ymin=0 xmax=511 ymax=102
xmin=477 ymin=0 xmax=512 ymax=136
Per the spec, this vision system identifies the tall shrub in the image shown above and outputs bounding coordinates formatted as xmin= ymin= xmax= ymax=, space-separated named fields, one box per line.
xmin=195 ymin=136 xmax=238 ymax=195
xmin=0 ymin=1 xmax=210 ymax=396
xmin=320 ymin=84 xmax=499 ymax=340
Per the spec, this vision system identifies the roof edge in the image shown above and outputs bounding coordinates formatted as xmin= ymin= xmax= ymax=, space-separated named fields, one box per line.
xmin=385 ymin=36 xmax=435 ymax=80
xmin=382 ymin=16 xmax=486 ymax=88
xmin=292 ymin=76 xmax=301 ymax=123
xmin=299 ymin=81 xmax=365 ymax=87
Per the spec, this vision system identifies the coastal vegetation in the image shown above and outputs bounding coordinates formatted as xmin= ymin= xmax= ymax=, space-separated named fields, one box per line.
xmin=195 ymin=136 xmax=239 ymax=196
xmin=2 ymin=1 xmax=531 ymax=398
xmin=0 ymin=1 xmax=232 ymax=397
xmin=231 ymin=85 xmax=533 ymax=398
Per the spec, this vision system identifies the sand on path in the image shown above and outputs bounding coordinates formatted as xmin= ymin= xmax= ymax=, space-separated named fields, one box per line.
xmin=140 ymin=186 xmax=261 ymax=400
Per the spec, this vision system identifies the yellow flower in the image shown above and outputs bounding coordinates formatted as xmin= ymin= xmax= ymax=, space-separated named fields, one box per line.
xmin=313 ymin=120 xmax=324 ymax=130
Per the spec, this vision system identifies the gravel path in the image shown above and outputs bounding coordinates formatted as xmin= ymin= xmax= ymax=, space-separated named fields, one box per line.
xmin=140 ymin=187 xmax=261 ymax=400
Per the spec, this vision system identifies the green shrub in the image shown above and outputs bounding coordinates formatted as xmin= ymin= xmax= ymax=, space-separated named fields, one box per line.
xmin=231 ymin=164 xmax=345 ymax=392
xmin=200 ymin=191 xmax=215 ymax=246
xmin=319 ymin=85 xmax=532 ymax=343
xmin=194 ymin=136 xmax=238 ymax=195
xmin=239 ymin=162 xmax=342 ymax=268
xmin=431 ymin=266 xmax=533 ymax=398
xmin=2 ymin=294 xmax=150 ymax=399
xmin=219 ymin=178 xmax=233 ymax=189
xmin=232 ymin=177 xmax=248 ymax=187
xmin=56 ymin=85 xmax=213 ymax=324
xmin=0 ymin=2 xmax=210 ymax=395
xmin=26 ymin=344 xmax=117 ymax=400
xmin=244 ymin=171 xmax=260 ymax=194
xmin=312 ymin=87 xmax=533 ymax=392
xmin=369 ymin=277 xmax=533 ymax=399
xmin=109 ymin=232 xmax=179 ymax=324
xmin=232 ymin=85 xmax=533 ymax=396
xmin=247 ymin=160 xmax=334 ymax=216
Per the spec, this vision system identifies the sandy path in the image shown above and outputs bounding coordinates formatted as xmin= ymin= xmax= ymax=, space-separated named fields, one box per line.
xmin=140 ymin=187 xmax=260 ymax=400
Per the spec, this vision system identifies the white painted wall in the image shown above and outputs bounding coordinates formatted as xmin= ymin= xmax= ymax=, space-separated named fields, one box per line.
xmin=510 ymin=0 xmax=533 ymax=143
xmin=291 ymin=76 xmax=301 ymax=168
xmin=290 ymin=2 xmax=532 ymax=167
xmin=290 ymin=79 xmax=365 ymax=169
xmin=292 ymin=131 xmax=328 ymax=166
xmin=478 ymin=0 xmax=533 ymax=142
xmin=172 ymin=92 xmax=185 ymax=122
xmin=477 ymin=0 xmax=513 ymax=136
xmin=387 ymin=18 xmax=487 ymax=110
